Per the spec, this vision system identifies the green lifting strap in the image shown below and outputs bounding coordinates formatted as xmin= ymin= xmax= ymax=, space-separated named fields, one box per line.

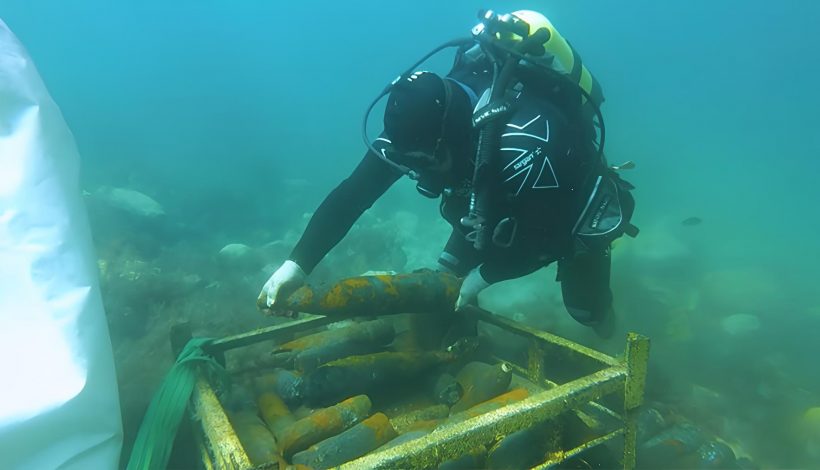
xmin=126 ymin=337 xmax=229 ymax=470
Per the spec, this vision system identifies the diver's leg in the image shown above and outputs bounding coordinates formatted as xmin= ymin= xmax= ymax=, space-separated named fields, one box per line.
xmin=557 ymin=247 xmax=615 ymax=338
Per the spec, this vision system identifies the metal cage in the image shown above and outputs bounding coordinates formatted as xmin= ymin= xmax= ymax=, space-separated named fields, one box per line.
xmin=185 ymin=305 xmax=649 ymax=469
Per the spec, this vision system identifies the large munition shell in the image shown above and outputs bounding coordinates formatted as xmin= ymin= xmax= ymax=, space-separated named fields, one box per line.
xmin=291 ymin=319 xmax=395 ymax=372
xmin=374 ymin=430 xmax=428 ymax=452
xmin=692 ymin=440 xmax=737 ymax=469
xmin=257 ymin=392 xmax=295 ymax=441
xmin=486 ymin=420 xmax=554 ymax=470
xmin=276 ymin=319 xmax=394 ymax=354
xmin=429 ymin=372 xmax=463 ymax=406
xmin=301 ymin=350 xmax=458 ymax=407
xmin=257 ymin=350 xmax=297 ymax=370
xmin=393 ymin=313 xmax=455 ymax=351
xmin=389 ymin=404 xmax=451 ymax=434
xmin=291 ymin=412 xmax=398 ymax=469
xmin=260 ymin=270 xmax=462 ymax=316
xmin=402 ymin=418 xmax=442 ymax=433
xmin=450 ymin=361 xmax=513 ymax=413
xmin=636 ymin=406 xmax=666 ymax=444
xmin=439 ymin=446 xmax=488 ymax=470
xmin=277 ymin=394 xmax=372 ymax=458
xmin=229 ymin=410 xmax=279 ymax=466
xmin=638 ymin=423 xmax=707 ymax=468
xmin=253 ymin=368 xmax=303 ymax=407
xmin=440 ymin=388 xmax=530 ymax=426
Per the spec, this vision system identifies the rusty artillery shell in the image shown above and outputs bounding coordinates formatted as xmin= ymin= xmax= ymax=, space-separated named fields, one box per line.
xmin=229 ymin=410 xmax=279 ymax=466
xmin=392 ymin=312 xmax=455 ymax=352
xmin=439 ymin=446 xmax=487 ymax=470
xmin=257 ymin=392 xmax=295 ymax=441
xmin=402 ymin=418 xmax=442 ymax=433
xmin=276 ymin=319 xmax=394 ymax=354
xmin=277 ymin=394 xmax=372 ymax=459
xmin=389 ymin=404 xmax=450 ymax=434
xmin=259 ymin=350 xmax=297 ymax=370
xmin=636 ymin=406 xmax=666 ymax=444
xmin=486 ymin=420 xmax=554 ymax=469
xmin=374 ymin=429 xmax=428 ymax=452
xmin=638 ymin=423 xmax=707 ymax=468
xmin=440 ymin=388 xmax=530 ymax=426
xmin=301 ymin=349 xmax=458 ymax=407
xmin=264 ymin=270 xmax=462 ymax=317
xmin=291 ymin=412 xmax=398 ymax=469
xmin=429 ymin=372 xmax=463 ymax=406
xmin=253 ymin=368 xmax=303 ymax=407
xmin=450 ymin=361 xmax=513 ymax=413
xmin=291 ymin=319 xmax=395 ymax=372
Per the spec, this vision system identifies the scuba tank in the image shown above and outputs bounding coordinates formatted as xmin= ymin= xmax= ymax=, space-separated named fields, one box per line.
xmin=462 ymin=9 xmax=607 ymax=251
xmin=496 ymin=10 xmax=605 ymax=116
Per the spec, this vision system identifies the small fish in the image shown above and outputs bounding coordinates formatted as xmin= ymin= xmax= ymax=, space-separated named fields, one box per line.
xmin=681 ymin=216 xmax=702 ymax=226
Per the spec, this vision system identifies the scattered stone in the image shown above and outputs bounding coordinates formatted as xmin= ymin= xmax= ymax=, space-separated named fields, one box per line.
xmin=218 ymin=243 xmax=252 ymax=259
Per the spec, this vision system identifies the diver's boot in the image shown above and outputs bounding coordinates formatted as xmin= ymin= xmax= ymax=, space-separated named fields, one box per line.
xmin=591 ymin=307 xmax=616 ymax=339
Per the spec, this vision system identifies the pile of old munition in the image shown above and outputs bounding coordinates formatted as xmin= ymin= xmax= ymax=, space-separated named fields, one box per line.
xmin=224 ymin=314 xmax=564 ymax=469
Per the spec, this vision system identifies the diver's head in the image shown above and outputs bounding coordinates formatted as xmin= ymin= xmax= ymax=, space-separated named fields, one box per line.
xmin=383 ymin=71 xmax=471 ymax=182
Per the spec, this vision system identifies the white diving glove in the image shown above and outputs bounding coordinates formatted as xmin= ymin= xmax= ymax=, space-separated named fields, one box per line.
xmin=258 ymin=260 xmax=306 ymax=311
xmin=455 ymin=266 xmax=491 ymax=311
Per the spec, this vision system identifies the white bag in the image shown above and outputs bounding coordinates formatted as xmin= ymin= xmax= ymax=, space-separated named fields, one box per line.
xmin=0 ymin=19 xmax=122 ymax=469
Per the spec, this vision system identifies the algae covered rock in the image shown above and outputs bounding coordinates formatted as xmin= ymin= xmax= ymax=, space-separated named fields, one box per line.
xmin=95 ymin=186 xmax=165 ymax=218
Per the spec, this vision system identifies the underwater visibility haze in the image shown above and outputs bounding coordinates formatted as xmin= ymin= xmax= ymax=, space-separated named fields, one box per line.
xmin=2 ymin=0 xmax=819 ymax=467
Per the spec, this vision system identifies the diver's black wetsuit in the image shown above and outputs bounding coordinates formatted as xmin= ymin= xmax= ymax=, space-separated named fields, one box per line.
xmin=289 ymin=66 xmax=629 ymax=326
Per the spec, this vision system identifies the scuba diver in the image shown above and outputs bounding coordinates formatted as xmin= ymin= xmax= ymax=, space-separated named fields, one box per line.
xmin=258 ymin=9 xmax=637 ymax=338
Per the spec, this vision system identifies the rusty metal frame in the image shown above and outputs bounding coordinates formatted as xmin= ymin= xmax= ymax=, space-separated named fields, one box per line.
xmin=192 ymin=377 xmax=252 ymax=469
xmin=189 ymin=308 xmax=649 ymax=470
xmin=192 ymin=315 xmax=332 ymax=470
